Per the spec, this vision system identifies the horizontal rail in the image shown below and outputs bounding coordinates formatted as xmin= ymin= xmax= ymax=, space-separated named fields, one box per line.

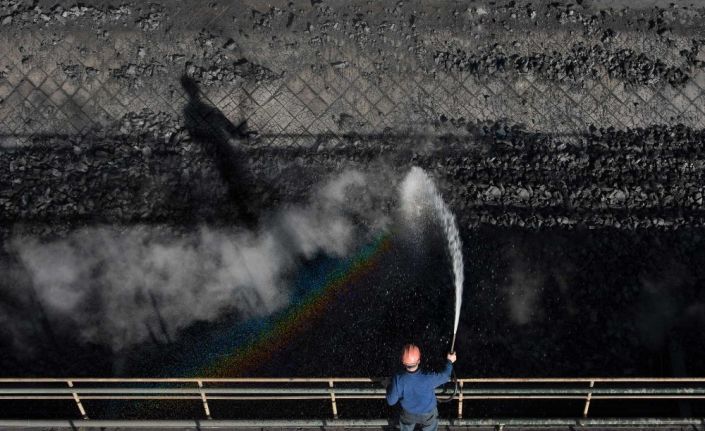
xmin=0 ymin=418 xmax=704 ymax=428
xmin=6 ymin=395 xmax=705 ymax=401
xmin=461 ymin=378 xmax=705 ymax=383
xmin=0 ymin=377 xmax=375 ymax=383
xmin=1 ymin=387 xmax=704 ymax=395
xmin=2 ymin=377 xmax=705 ymax=383
xmin=2 ymin=377 xmax=704 ymax=423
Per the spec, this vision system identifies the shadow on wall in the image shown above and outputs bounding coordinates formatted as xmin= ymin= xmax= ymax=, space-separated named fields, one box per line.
xmin=181 ymin=75 xmax=259 ymax=226
xmin=0 ymin=76 xmax=267 ymax=227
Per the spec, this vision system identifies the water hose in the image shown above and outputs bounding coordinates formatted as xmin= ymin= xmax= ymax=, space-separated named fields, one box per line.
xmin=437 ymin=369 xmax=458 ymax=403
xmin=437 ymin=332 xmax=458 ymax=403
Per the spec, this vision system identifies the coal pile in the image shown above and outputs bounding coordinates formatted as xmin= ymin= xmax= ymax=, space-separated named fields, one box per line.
xmin=4 ymin=119 xmax=705 ymax=233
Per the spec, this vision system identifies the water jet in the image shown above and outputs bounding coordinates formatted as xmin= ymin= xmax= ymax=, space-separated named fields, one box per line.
xmin=400 ymin=167 xmax=464 ymax=353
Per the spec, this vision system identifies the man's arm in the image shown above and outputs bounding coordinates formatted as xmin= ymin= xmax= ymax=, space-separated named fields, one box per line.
xmin=432 ymin=352 xmax=457 ymax=387
xmin=432 ymin=361 xmax=453 ymax=387
xmin=386 ymin=375 xmax=400 ymax=406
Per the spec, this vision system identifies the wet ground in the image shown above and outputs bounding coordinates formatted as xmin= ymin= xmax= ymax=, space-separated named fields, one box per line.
xmin=2 ymin=0 xmax=705 ymax=421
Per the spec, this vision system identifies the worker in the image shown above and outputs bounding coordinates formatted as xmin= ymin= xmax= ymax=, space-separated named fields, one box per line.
xmin=386 ymin=344 xmax=457 ymax=431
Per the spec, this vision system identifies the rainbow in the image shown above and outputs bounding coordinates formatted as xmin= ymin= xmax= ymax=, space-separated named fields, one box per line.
xmin=165 ymin=233 xmax=392 ymax=377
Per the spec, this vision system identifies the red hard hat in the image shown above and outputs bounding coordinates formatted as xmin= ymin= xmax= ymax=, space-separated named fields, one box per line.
xmin=401 ymin=344 xmax=421 ymax=367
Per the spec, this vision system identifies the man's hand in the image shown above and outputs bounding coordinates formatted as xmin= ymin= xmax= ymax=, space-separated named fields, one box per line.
xmin=447 ymin=352 xmax=457 ymax=363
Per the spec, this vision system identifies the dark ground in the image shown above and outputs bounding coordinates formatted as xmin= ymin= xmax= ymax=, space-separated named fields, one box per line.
xmin=2 ymin=0 xmax=705 ymax=423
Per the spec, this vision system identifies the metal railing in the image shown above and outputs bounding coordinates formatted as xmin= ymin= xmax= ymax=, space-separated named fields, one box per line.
xmin=1 ymin=377 xmax=705 ymax=428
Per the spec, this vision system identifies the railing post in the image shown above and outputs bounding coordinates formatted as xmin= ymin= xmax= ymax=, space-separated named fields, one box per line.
xmin=198 ymin=380 xmax=212 ymax=419
xmin=457 ymin=381 xmax=464 ymax=419
xmin=582 ymin=380 xmax=595 ymax=418
xmin=67 ymin=381 xmax=88 ymax=419
xmin=329 ymin=380 xmax=338 ymax=419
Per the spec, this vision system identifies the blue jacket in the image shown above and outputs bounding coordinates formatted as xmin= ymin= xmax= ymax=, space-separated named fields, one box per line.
xmin=386 ymin=361 xmax=453 ymax=414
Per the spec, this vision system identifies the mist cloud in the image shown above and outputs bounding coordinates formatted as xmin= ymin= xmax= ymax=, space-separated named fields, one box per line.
xmin=7 ymin=170 xmax=391 ymax=352
xmin=502 ymin=248 xmax=544 ymax=326
xmin=634 ymin=262 xmax=692 ymax=350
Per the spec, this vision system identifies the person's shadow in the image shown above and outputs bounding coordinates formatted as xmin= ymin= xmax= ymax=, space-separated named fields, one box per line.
xmin=181 ymin=75 xmax=258 ymax=226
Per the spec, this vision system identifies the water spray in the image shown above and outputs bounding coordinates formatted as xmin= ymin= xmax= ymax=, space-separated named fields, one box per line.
xmin=401 ymin=167 xmax=464 ymax=354
xmin=400 ymin=167 xmax=464 ymax=403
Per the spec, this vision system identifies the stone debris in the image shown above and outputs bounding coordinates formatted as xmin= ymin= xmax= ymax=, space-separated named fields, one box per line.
xmin=110 ymin=62 xmax=168 ymax=86
xmin=135 ymin=4 xmax=165 ymax=31
xmin=2 ymin=118 xmax=705 ymax=232
xmin=0 ymin=1 xmax=132 ymax=27
xmin=434 ymin=43 xmax=693 ymax=87
xmin=184 ymin=58 xmax=281 ymax=86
